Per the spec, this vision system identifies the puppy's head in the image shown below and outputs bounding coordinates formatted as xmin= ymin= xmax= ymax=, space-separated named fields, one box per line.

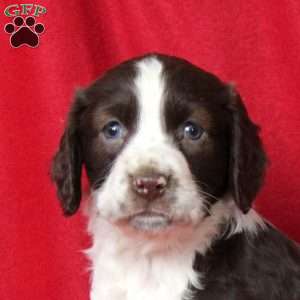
xmin=51 ymin=54 xmax=266 ymax=237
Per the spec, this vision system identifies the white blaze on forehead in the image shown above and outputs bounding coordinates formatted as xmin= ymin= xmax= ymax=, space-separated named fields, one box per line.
xmin=134 ymin=57 xmax=166 ymax=145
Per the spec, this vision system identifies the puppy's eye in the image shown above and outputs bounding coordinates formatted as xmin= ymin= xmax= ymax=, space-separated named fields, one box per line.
xmin=183 ymin=121 xmax=204 ymax=140
xmin=102 ymin=120 xmax=124 ymax=139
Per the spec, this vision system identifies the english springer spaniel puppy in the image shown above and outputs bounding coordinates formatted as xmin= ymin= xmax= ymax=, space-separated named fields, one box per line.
xmin=51 ymin=53 xmax=300 ymax=300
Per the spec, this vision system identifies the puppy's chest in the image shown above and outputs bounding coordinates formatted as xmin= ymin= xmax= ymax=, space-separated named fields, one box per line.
xmin=89 ymin=246 xmax=199 ymax=300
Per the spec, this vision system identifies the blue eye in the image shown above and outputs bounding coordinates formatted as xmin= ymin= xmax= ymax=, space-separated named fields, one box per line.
xmin=183 ymin=121 xmax=203 ymax=140
xmin=103 ymin=121 xmax=123 ymax=139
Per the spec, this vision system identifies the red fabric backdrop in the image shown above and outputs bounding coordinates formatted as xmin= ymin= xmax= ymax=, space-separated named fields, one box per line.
xmin=1 ymin=1 xmax=299 ymax=299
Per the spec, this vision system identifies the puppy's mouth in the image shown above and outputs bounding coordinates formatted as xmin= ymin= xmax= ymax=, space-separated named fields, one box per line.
xmin=128 ymin=211 xmax=172 ymax=232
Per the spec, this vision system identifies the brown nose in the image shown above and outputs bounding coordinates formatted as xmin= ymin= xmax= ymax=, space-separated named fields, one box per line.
xmin=132 ymin=174 xmax=168 ymax=199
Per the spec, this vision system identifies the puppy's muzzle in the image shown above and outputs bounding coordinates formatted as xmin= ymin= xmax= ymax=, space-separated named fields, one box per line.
xmin=125 ymin=170 xmax=173 ymax=232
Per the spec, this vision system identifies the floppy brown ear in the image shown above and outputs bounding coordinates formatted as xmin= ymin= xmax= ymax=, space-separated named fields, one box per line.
xmin=51 ymin=91 xmax=87 ymax=216
xmin=227 ymin=86 xmax=267 ymax=213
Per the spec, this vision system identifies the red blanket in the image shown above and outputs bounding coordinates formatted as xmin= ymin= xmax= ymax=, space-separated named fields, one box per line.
xmin=1 ymin=1 xmax=299 ymax=299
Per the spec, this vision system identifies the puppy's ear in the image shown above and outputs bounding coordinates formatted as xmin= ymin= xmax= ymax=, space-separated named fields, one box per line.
xmin=227 ymin=85 xmax=267 ymax=213
xmin=51 ymin=91 xmax=88 ymax=216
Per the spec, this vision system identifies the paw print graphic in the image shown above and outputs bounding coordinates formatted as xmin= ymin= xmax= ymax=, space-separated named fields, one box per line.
xmin=4 ymin=16 xmax=45 ymax=48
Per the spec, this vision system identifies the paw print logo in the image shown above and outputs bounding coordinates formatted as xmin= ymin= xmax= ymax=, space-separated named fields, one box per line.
xmin=4 ymin=16 xmax=45 ymax=48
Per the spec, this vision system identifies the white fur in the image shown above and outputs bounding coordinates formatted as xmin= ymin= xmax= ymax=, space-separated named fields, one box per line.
xmin=86 ymin=56 xmax=266 ymax=300
xmin=86 ymin=197 xmax=265 ymax=300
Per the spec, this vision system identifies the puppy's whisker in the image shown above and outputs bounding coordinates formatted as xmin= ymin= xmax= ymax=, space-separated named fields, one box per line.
xmin=198 ymin=190 xmax=220 ymax=202
xmin=91 ymin=161 xmax=117 ymax=189
xmin=193 ymin=178 xmax=210 ymax=189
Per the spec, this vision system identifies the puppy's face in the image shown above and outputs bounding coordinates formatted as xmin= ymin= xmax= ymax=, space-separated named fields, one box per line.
xmin=52 ymin=54 xmax=266 ymax=238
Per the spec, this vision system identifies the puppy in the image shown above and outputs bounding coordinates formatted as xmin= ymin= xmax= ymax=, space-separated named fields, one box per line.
xmin=51 ymin=53 xmax=300 ymax=300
